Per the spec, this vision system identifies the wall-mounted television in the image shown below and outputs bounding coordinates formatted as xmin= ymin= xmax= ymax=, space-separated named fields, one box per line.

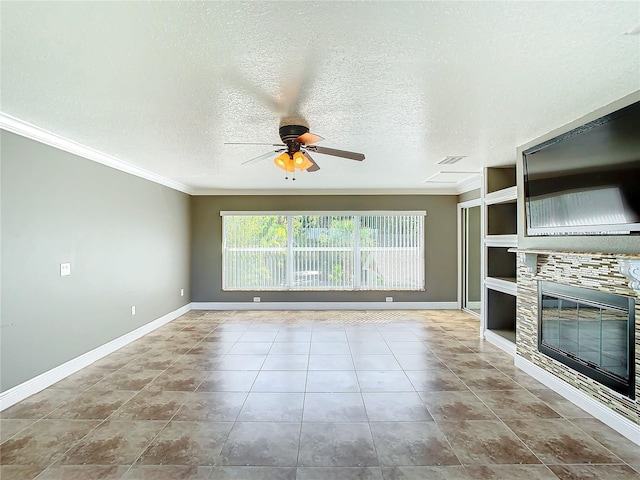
xmin=523 ymin=101 xmax=640 ymax=236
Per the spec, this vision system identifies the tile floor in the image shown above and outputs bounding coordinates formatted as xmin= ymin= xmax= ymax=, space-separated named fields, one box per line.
xmin=1 ymin=310 xmax=639 ymax=480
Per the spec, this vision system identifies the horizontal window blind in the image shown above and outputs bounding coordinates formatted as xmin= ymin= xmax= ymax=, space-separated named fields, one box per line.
xmin=222 ymin=212 xmax=425 ymax=291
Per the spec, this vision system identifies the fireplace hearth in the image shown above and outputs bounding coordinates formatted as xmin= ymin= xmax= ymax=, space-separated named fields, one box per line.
xmin=538 ymin=281 xmax=635 ymax=399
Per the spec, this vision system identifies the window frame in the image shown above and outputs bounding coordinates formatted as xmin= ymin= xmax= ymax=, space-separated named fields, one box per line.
xmin=221 ymin=210 xmax=426 ymax=292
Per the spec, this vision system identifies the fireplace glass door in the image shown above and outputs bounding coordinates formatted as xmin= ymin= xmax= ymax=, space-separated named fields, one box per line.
xmin=538 ymin=281 xmax=635 ymax=398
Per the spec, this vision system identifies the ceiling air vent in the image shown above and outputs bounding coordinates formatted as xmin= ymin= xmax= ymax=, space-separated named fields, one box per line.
xmin=436 ymin=156 xmax=467 ymax=165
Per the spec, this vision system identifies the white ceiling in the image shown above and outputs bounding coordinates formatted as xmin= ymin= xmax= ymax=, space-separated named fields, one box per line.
xmin=1 ymin=1 xmax=638 ymax=194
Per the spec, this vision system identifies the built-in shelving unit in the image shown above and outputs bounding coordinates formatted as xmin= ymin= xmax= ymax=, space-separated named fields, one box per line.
xmin=481 ymin=166 xmax=517 ymax=355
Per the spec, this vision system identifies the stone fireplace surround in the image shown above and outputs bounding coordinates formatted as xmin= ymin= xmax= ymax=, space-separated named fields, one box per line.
xmin=513 ymin=249 xmax=640 ymax=445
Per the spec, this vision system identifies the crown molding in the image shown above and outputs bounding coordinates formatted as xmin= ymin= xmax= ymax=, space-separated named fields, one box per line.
xmin=455 ymin=174 xmax=482 ymax=193
xmin=0 ymin=112 xmax=481 ymax=197
xmin=0 ymin=113 xmax=194 ymax=195
xmin=190 ymin=187 xmax=463 ymax=196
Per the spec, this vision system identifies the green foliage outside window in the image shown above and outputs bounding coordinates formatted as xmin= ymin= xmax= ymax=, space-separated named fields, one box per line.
xmin=223 ymin=213 xmax=423 ymax=291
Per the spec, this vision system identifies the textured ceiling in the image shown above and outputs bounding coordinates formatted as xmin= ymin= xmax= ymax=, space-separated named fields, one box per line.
xmin=1 ymin=1 xmax=639 ymax=194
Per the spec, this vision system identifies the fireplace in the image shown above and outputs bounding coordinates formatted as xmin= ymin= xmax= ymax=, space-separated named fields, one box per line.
xmin=538 ymin=281 xmax=635 ymax=399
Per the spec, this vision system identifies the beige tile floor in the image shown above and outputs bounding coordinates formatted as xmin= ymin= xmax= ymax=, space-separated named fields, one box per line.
xmin=1 ymin=310 xmax=639 ymax=480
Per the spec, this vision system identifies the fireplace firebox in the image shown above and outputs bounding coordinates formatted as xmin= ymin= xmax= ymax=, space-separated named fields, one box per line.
xmin=538 ymin=281 xmax=635 ymax=399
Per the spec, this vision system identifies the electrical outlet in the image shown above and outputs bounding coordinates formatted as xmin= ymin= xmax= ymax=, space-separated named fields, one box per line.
xmin=386 ymin=296 xmax=393 ymax=302
xmin=180 ymin=289 xmax=184 ymax=297
xmin=131 ymin=306 xmax=136 ymax=315
xmin=60 ymin=263 xmax=71 ymax=276
xmin=253 ymin=297 xmax=261 ymax=303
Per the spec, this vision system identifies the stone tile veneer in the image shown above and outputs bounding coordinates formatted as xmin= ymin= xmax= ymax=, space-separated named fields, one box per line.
xmin=515 ymin=250 xmax=640 ymax=425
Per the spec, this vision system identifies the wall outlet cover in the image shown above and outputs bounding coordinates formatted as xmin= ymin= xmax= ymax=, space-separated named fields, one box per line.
xmin=60 ymin=263 xmax=71 ymax=276
xmin=181 ymin=289 xmax=184 ymax=297
xmin=131 ymin=306 xmax=136 ymax=315
xmin=253 ymin=297 xmax=261 ymax=302
xmin=386 ymin=296 xmax=393 ymax=302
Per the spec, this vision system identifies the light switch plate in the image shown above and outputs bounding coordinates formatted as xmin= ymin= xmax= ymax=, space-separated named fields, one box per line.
xmin=60 ymin=263 xmax=71 ymax=276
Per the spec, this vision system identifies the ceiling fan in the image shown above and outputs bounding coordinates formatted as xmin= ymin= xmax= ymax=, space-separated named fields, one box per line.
xmin=227 ymin=116 xmax=365 ymax=180
xmin=224 ymin=61 xmax=365 ymax=180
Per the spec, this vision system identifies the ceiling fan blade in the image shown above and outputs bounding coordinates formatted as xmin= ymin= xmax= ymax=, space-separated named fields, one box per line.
xmin=241 ymin=149 xmax=284 ymax=166
xmin=224 ymin=71 xmax=287 ymax=114
xmin=282 ymin=52 xmax=320 ymax=115
xmin=307 ymin=145 xmax=365 ymax=161
xmin=225 ymin=142 xmax=285 ymax=146
xmin=296 ymin=132 xmax=324 ymax=145
xmin=302 ymin=152 xmax=320 ymax=172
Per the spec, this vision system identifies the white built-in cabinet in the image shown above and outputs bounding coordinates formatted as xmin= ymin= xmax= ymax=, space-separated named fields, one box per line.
xmin=481 ymin=166 xmax=518 ymax=356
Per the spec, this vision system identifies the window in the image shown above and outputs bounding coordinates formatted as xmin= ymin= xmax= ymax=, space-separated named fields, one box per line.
xmin=222 ymin=211 xmax=425 ymax=291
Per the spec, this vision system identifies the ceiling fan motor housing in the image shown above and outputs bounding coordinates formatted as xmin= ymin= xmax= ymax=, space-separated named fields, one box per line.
xmin=279 ymin=124 xmax=309 ymax=143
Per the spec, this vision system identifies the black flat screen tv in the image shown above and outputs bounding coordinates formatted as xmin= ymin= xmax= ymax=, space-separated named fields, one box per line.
xmin=523 ymin=100 xmax=640 ymax=236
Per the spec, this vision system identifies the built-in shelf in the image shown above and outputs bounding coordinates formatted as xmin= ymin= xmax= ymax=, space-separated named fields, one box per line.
xmin=492 ymin=276 xmax=517 ymax=284
xmin=484 ymin=329 xmax=517 ymax=356
xmin=485 ymin=234 xmax=518 ymax=246
xmin=485 ymin=186 xmax=518 ymax=205
xmin=482 ymin=166 xmax=517 ymax=355
xmin=485 ymin=276 xmax=517 ymax=295
xmin=486 ymin=167 xmax=516 ymax=195
xmin=487 ymin=247 xmax=516 ymax=278
xmin=487 ymin=202 xmax=517 ymax=236
xmin=486 ymin=288 xmax=516 ymax=326
xmin=489 ymin=328 xmax=516 ymax=344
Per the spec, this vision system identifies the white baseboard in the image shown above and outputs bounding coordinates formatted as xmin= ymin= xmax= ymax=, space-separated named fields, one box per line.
xmin=462 ymin=307 xmax=481 ymax=319
xmin=483 ymin=329 xmax=517 ymax=356
xmin=191 ymin=301 xmax=458 ymax=311
xmin=0 ymin=300 xmax=456 ymax=410
xmin=515 ymin=355 xmax=640 ymax=446
xmin=0 ymin=303 xmax=191 ymax=411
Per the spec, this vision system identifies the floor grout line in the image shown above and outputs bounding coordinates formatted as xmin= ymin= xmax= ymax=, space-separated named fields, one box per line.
xmin=3 ymin=310 xmax=639 ymax=478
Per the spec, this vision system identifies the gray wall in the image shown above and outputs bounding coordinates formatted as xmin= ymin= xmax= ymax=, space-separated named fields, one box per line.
xmin=1 ymin=131 xmax=191 ymax=391
xmin=517 ymin=90 xmax=640 ymax=254
xmin=191 ymin=195 xmax=458 ymax=303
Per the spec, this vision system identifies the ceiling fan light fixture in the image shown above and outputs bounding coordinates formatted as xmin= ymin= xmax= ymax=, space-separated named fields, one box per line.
xmin=274 ymin=152 xmax=290 ymax=170
xmin=293 ymin=151 xmax=313 ymax=171
xmin=232 ymin=117 xmax=364 ymax=175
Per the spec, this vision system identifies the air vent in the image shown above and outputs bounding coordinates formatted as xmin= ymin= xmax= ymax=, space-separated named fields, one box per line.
xmin=436 ymin=156 xmax=467 ymax=165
